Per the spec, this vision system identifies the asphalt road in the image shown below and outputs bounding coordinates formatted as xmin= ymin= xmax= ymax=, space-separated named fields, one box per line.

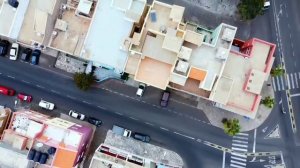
xmin=0 ymin=56 xmax=229 ymax=168
xmin=1 ymin=1 xmax=299 ymax=167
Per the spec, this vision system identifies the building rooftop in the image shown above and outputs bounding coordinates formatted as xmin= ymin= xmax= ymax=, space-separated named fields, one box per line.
xmin=127 ymin=0 xmax=236 ymax=92
xmin=0 ymin=0 xmax=29 ymax=38
xmin=126 ymin=0 xmax=275 ymax=118
xmin=89 ymin=130 xmax=183 ymax=168
xmin=18 ymin=0 xmax=59 ymax=46
xmin=211 ymin=38 xmax=275 ymax=118
xmin=81 ymin=0 xmax=146 ymax=72
xmin=0 ymin=110 xmax=93 ymax=168
xmin=48 ymin=0 xmax=95 ymax=56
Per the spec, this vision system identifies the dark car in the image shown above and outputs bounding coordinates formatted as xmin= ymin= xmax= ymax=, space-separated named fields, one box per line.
xmin=0 ymin=40 xmax=10 ymax=56
xmin=160 ymin=91 xmax=170 ymax=107
xmin=31 ymin=49 xmax=41 ymax=65
xmin=88 ymin=117 xmax=102 ymax=127
xmin=132 ymin=132 xmax=150 ymax=142
xmin=8 ymin=0 xmax=19 ymax=8
xmin=21 ymin=48 xmax=32 ymax=61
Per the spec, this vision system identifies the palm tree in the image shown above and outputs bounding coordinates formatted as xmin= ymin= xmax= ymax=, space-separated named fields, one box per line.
xmin=271 ymin=65 xmax=284 ymax=77
xmin=261 ymin=96 xmax=275 ymax=108
xmin=222 ymin=118 xmax=241 ymax=136
xmin=73 ymin=72 xmax=95 ymax=91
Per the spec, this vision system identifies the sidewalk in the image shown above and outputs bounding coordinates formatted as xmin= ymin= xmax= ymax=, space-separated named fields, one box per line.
xmin=198 ymin=78 xmax=275 ymax=132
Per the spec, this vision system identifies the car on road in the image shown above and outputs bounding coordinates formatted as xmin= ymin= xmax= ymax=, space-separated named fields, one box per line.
xmin=38 ymin=100 xmax=55 ymax=110
xmin=21 ymin=48 xmax=32 ymax=61
xmin=131 ymin=132 xmax=150 ymax=142
xmin=88 ymin=117 xmax=102 ymax=127
xmin=263 ymin=0 xmax=270 ymax=10
xmin=160 ymin=90 xmax=170 ymax=107
xmin=9 ymin=43 xmax=19 ymax=60
xmin=0 ymin=85 xmax=15 ymax=96
xmin=31 ymin=49 xmax=41 ymax=65
xmin=17 ymin=93 xmax=33 ymax=102
xmin=0 ymin=40 xmax=9 ymax=56
xmin=136 ymin=83 xmax=146 ymax=97
xmin=69 ymin=110 xmax=85 ymax=120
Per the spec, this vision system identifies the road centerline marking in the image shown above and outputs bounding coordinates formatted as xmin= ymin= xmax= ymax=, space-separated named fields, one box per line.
xmin=173 ymin=132 xmax=195 ymax=140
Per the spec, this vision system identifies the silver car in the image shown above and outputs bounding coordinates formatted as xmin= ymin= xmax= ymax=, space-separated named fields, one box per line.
xmin=69 ymin=110 xmax=85 ymax=120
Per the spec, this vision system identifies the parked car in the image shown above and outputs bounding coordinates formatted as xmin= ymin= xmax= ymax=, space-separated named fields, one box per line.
xmin=0 ymin=85 xmax=15 ymax=96
xmin=88 ymin=117 xmax=102 ymax=127
xmin=263 ymin=0 xmax=270 ymax=10
xmin=21 ymin=48 xmax=32 ymax=61
xmin=31 ymin=49 xmax=41 ymax=65
xmin=9 ymin=43 xmax=19 ymax=60
xmin=112 ymin=125 xmax=132 ymax=137
xmin=17 ymin=93 xmax=33 ymax=102
xmin=160 ymin=91 xmax=170 ymax=107
xmin=136 ymin=83 xmax=146 ymax=97
xmin=38 ymin=100 xmax=55 ymax=110
xmin=69 ymin=110 xmax=85 ymax=120
xmin=0 ymin=40 xmax=9 ymax=56
xmin=8 ymin=0 xmax=19 ymax=8
xmin=132 ymin=132 xmax=151 ymax=142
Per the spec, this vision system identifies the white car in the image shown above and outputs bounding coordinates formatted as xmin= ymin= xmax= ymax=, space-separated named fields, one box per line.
xmin=38 ymin=100 xmax=55 ymax=110
xmin=136 ymin=83 xmax=146 ymax=97
xmin=263 ymin=1 xmax=270 ymax=10
xmin=9 ymin=43 xmax=19 ymax=60
xmin=69 ymin=110 xmax=85 ymax=120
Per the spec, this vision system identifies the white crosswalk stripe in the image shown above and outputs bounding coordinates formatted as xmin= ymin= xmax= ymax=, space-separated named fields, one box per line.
xmin=271 ymin=72 xmax=300 ymax=92
xmin=291 ymin=73 xmax=295 ymax=89
xmin=231 ymin=156 xmax=247 ymax=162
xmin=287 ymin=74 xmax=291 ymax=89
xmin=230 ymin=164 xmax=245 ymax=168
xmin=295 ymin=73 xmax=299 ymax=88
xmin=233 ymin=136 xmax=248 ymax=140
xmin=280 ymin=75 xmax=285 ymax=90
xmin=232 ymin=140 xmax=248 ymax=144
xmin=231 ymin=152 xmax=247 ymax=158
xmin=231 ymin=160 xmax=246 ymax=166
xmin=272 ymin=77 xmax=276 ymax=91
xmin=232 ymin=143 xmax=248 ymax=148
xmin=236 ymin=133 xmax=249 ymax=136
xmin=276 ymin=76 xmax=281 ymax=91
xmin=229 ymin=133 xmax=249 ymax=168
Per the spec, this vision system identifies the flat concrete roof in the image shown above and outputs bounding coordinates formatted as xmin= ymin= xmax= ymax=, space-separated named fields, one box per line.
xmin=81 ymin=0 xmax=133 ymax=72
xmin=0 ymin=0 xmax=29 ymax=38
xmin=135 ymin=57 xmax=172 ymax=89
xmin=222 ymin=52 xmax=257 ymax=111
xmin=49 ymin=6 xmax=91 ymax=56
xmin=103 ymin=130 xmax=183 ymax=167
xmin=0 ymin=1 xmax=16 ymax=36
xmin=18 ymin=0 xmax=58 ymax=45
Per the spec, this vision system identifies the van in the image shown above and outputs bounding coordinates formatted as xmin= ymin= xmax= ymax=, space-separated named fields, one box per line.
xmin=0 ymin=85 xmax=15 ymax=96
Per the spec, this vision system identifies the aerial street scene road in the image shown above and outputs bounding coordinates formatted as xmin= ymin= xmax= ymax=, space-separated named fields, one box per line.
xmin=0 ymin=0 xmax=299 ymax=168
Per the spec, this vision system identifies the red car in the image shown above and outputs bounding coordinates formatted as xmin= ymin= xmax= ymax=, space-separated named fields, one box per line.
xmin=17 ymin=93 xmax=33 ymax=102
xmin=0 ymin=85 xmax=15 ymax=96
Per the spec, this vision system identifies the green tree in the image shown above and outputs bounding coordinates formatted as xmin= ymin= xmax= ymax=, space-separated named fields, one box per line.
xmin=270 ymin=65 xmax=284 ymax=77
xmin=238 ymin=0 xmax=265 ymax=20
xmin=261 ymin=96 xmax=275 ymax=108
xmin=222 ymin=118 xmax=241 ymax=136
xmin=73 ymin=72 xmax=95 ymax=91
